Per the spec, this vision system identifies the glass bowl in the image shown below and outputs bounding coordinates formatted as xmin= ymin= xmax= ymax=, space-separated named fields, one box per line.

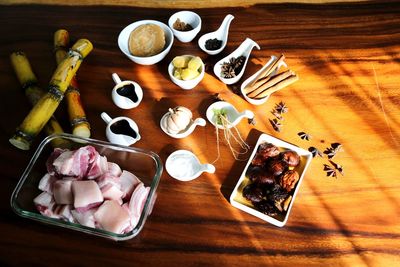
xmin=10 ymin=133 xmax=163 ymax=241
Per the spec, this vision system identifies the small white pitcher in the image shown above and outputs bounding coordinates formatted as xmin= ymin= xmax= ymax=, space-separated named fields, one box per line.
xmin=100 ymin=112 xmax=141 ymax=146
xmin=111 ymin=73 xmax=143 ymax=109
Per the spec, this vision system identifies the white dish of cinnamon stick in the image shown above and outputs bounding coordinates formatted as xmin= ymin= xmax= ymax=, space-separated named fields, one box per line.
xmin=241 ymin=54 xmax=298 ymax=105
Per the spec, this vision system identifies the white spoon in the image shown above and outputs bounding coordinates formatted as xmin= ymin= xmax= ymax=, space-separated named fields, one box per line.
xmin=206 ymin=101 xmax=254 ymax=129
xmin=213 ymin=38 xmax=260 ymax=85
xmin=160 ymin=113 xmax=206 ymax=139
xmin=198 ymin=14 xmax=234 ymax=55
xmin=166 ymin=150 xmax=216 ymax=181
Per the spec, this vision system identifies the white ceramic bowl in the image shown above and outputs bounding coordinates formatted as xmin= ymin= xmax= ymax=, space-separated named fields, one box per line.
xmin=168 ymin=11 xmax=202 ymax=43
xmin=168 ymin=55 xmax=205 ymax=90
xmin=118 ymin=20 xmax=174 ymax=65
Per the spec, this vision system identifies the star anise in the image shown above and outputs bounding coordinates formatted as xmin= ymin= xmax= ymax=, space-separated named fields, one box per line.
xmin=329 ymin=160 xmax=344 ymax=176
xmin=298 ymin=132 xmax=311 ymax=141
xmin=274 ymin=101 xmax=288 ymax=114
xmin=308 ymin=146 xmax=323 ymax=158
xmin=220 ymin=56 xmax=247 ymax=78
xmin=234 ymin=56 xmax=246 ymax=74
xmin=269 ymin=118 xmax=282 ymax=132
xmin=248 ymin=117 xmax=256 ymax=125
xmin=324 ymin=143 xmax=342 ymax=159
xmin=271 ymin=110 xmax=283 ymax=120
xmin=323 ymin=164 xmax=337 ymax=178
xmin=220 ymin=63 xmax=236 ymax=78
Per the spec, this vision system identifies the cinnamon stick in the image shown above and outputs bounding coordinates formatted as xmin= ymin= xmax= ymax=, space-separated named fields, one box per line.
xmin=247 ymin=70 xmax=293 ymax=98
xmin=254 ymin=74 xmax=299 ymax=99
xmin=247 ymin=54 xmax=285 ymax=89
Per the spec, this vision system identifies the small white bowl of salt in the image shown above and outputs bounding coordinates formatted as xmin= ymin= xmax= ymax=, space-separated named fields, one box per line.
xmin=165 ymin=150 xmax=215 ymax=181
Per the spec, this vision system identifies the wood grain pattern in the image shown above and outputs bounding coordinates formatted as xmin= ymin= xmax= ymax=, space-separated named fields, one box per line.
xmin=0 ymin=1 xmax=399 ymax=266
xmin=0 ymin=0 xmax=374 ymax=8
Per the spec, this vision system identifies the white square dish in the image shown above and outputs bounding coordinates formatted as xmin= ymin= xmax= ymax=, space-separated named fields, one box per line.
xmin=229 ymin=133 xmax=312 ymax=227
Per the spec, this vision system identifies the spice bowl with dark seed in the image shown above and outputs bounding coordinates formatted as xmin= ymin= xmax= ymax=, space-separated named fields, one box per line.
xmin=198 ymin=14 xmax=234 ymax=55
xmin=230 ymin=133 xmax=312 ymax=227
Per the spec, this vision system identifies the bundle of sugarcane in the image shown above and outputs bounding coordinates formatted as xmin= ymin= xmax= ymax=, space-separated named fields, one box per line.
xmin=54 ymin=29 xmax=91 ymax=138
xmin=9 ymin=39 xmax=93 ymax=150
xmin=10 ymin=52 xmax=67 ymax=148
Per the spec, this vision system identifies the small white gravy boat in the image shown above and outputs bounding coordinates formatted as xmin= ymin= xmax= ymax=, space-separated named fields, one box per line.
xmin=100 ymin=112 xmax=141 ymax=146
xmin=206 ymin=101 xmax=254 ymax=129
xmin=160 ymin=112 xmax=206 ymax=139
xmin=198 ymin=14 xmax=234 ymax=55
xmin=240 ymin=55 xmax=287 ymax=105
xmin=166 ymin=150 xmax=215 ymax=181
xmin=111 ymin=73 xmax=143 ymax=109
xmin=213 ymin=38 xmax=260 ymax=85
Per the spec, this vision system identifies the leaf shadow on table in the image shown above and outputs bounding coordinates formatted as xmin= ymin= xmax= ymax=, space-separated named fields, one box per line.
xmin=300 ymin=50 xmax=400 ymax=208
xmin=294 ymin=48 xmax=400 ymax=266
xmin=219 ymin=128 xmax=262 ymax=202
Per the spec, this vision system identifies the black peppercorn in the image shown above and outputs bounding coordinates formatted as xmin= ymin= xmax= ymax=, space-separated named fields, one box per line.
xmin=205 ymin=38 xmax=222 ymax=50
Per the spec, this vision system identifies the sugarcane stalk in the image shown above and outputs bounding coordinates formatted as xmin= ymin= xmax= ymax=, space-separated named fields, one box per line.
xmin=9 ymin=39 xmax=93 ymax=150
xmin=10 ymin=52 xmax=67 ymax=148
xmin=54 ymin=29 xmax=91 ymax=138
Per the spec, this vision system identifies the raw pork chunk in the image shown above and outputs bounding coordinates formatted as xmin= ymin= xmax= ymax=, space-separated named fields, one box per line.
xmin=38 ymin=173 xmax=56 ymax=194
xmin=72 ymin=180 xmax=103 ymax=212
xmin=120 ymin=170 xmax=141 ymax=199
xmin=129 ymin=183 xmax=150 ymax=228
xmin=49 ymin=146 xmax=108 ymax=178
xmin=94 ymin=200 xmax=131 ymax=234
xmin=53 ymin=180 xmax=73 ymax=205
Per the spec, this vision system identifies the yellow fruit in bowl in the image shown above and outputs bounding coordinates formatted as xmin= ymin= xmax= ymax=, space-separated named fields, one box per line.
xmin=181 ymin=68 xmax=200 ymax=81
xmin=173 ymin=68 xmax=182 ymax=79
xmin=172 ymin=56 xmax=190 ymax=68
xmin=171 ymin=55 xmax=203 ymax=81
xmin=188 ymin=56 xmax=202 ymax=71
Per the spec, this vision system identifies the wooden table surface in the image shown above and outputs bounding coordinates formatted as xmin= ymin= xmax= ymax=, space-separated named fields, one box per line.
xmin=0 ymin=1 xmax=399 ymax=266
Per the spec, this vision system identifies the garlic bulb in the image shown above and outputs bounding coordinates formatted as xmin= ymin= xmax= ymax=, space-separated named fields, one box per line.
xmin=165 ymin=106 xmax=192 ymax=134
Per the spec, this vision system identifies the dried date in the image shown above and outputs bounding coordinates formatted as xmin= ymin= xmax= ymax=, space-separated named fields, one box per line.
xmin=281 ymin=150 xmax=300 ymax=167
xmin=248 ymin=166 xmax=275 ymax=185
xmin=243 ymin=183 xmax=264 ymax=203
xmin=253 ymin=200 xmax=279 ymax=217
xmin=279 ymin=170 xmax=300 ymax=192
xmin=266 ymin=158 xmax=287 ymax=177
